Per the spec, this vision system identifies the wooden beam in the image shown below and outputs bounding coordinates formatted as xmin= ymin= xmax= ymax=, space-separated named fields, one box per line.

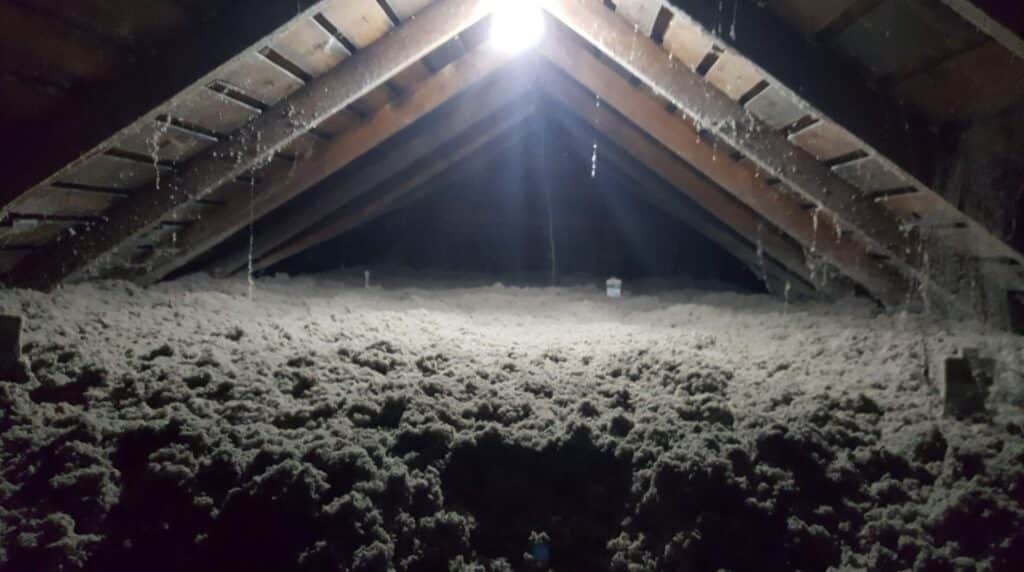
xmin=10 ymin=0 xmax=497 ymax=290
xmin=371 ymin=118 xmax=537 ymax=226
xmin=549 ymin=109 xmax=818 ymax=299
xmin=250 ymin=103 xmax=537 ymax=273
xmin=210 ymin=66 xmax=536 ymax=276
xmin=147 ymin=49 xmax=516 ymax=284
xmin=143 ymin=59 xmax=521 ymax=285
xmin=1 ymin=0 xmax=332 ymax=210
xmin=540 ymin=79 xmax=837 ymax=296
xmin=537 ymin=52 xmax=910 ymax=305
xmin=537 ymin=2 xmax=916 ymax=268
xmin=940 ymin=0 xmax=1024 ymax=59
xmin=657 ymin=0 xmax=937 ymax=183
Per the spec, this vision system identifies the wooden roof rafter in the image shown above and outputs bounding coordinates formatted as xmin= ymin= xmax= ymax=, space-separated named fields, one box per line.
xmin=2 ymin=0 xmax=1021 ymax=316
xmin=207 ymin=61 xmax=540 ymax=277
xmin=251 ymin=103 xmax=820 ymax=301
xmin=649 ymin=0 xmax=939 ymax=184
xmin=7 ymin=0 xmax=496 ymax=290
xmin=536 ymin=30 xmax=910 ymax=306
xmin=938 ymin=0 xmax=1024 ymax=59
xmin=643 ymin=0 xmax=1024 ymax=280
xmin=244 ymin=100 xmax=540 ymax=275
xmin=1 ymin=0 xmax=340 ymax=211
xmin=134 ymin=46 xmax=519 ymax=284
xmin=547 ymin=109 xmax=822 ymax=300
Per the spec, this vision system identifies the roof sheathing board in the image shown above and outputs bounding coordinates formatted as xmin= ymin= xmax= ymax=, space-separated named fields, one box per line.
xmin=626 ymin=0 xmax=1024 ymax=283
xmin=6 ymin=0 xmax=1024 ymax=300
xmin=1 ymin=0 xmax=344 ymax=226
xmin=387 ymin=0 xmax=434 ymax=21
xmin=320 ymin=0 xmax=395 ymax=48
xmin=78 ymin=0 xmax=499 ymax=287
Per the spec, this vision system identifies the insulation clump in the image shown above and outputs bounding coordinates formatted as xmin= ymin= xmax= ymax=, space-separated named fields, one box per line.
xmin=0 ymin=275 xmax=1022 ymax=570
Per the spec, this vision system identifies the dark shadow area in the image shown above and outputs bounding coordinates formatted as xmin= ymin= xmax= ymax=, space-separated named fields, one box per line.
xmin=267 ymin=123 xmax=766 ymax=293
xmin=443 ymin=428 xmax=632 ymax=570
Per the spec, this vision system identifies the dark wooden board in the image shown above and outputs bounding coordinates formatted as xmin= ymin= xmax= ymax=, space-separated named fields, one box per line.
xmin=660 ymin=13 xmax=715 ymax=70
xmin=386 ymin=0 xmax=433 ymax=21
xmin=664 ymin=0 xmax=939 ymax=195
xmin=765 ymin=0 xmax=859 ymax=35
xmin=877 ymin=190 xmax=963 ymax=226
xmin=271 ymin=17 xmax=350 ymax=78
xmin=167 ymin=88 xmax=261 ymax=135
xmin=349 ymin=85 xmax=395 ymax=116
xmin=0 ymin=2 xmax=125 ymax=85
xmin=788 ymin=120 xmax=862 ymax=161
xmin=424 ymin=37 xmax=464 ymax=71
xmin=114 ymin=121 xmax=218 ymax=164
xmin=1 ymin=0 xmax=334 ymax=214
xmin=20 ymin=0 xmax=188 ymax=46
xmin=704 ymin=51 xmax=764 ymax=100
xmin=0 ymin=250 xmax=32 ymax=273
xmin=164 ymin=201 xmax=220 ymax=223
xmin=833 ymin=0 xmax=986 ymax=81
xmin=217 ymin=51 xmax=305 ymax=107
xmin=745 ymin=84 xmax=810 ymax=130
xmin=894 ymin=40 xmax=1024 ymax=121
xmin=203 ymin=180 xmax=261 ymax=204
xmin=615 ymin=0 xmax=662 ymax=36
xmin=315 ymin=110 xmax=363 ymax=136
xmin=281 ymin=133 xmax=324 ymax=161
xmin=0 ymin=74 xmax=64 ymax=124
xmin=831 ymin=156 xmax=913 ymax=193
xmin=320 ymin=0 xmax=394 ymax=49
xmin=389 ymin=61 xmax=433 ymax=94
xmin=0 ymin=220 xmax=76 ymax=247
xmin=7 ymin=186 xmax=123 ymax=217
xmin=58 ymin=154 xmax=166 ymax=191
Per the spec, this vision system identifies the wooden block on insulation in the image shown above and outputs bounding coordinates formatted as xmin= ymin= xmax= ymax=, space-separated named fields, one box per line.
xmin=1010 ymin=291 xmax=1024 ymax=335
xmin=944 ymin=350 xmax=994 ymax=419
xmin=0 ymin=315 xmax=27 ymax=383
xmin=0 ymin=315 xmax=22 ymax=360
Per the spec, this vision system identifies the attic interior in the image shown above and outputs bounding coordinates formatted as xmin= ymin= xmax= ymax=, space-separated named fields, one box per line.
xmin=1 ymin=1 xmax=1023 ymax=570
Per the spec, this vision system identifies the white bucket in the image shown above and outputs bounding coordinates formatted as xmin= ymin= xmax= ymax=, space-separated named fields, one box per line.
xmin=606 ymin=277 xmax=622 ymax=298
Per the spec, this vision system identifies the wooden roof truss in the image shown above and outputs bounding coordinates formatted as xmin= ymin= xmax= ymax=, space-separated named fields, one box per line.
xmin=2 ymin=0 xmax=1022 ymax=315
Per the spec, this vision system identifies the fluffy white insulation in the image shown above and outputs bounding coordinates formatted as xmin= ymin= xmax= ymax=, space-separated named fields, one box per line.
xmin=0 ymin=272 xmax=1022 ymax=571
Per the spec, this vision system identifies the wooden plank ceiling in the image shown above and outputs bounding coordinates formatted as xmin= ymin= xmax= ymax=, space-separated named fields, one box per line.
xmin=0 ymin=0 xmax=1022 ymax=313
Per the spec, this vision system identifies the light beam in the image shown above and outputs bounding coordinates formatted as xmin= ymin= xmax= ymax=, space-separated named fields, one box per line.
xmin=490 ymin=0 xmax=545 ymax=54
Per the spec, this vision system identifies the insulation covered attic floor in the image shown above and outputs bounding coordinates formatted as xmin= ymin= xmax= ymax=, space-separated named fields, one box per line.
xmin=1 ymin=271 xmax=1023 ymax=571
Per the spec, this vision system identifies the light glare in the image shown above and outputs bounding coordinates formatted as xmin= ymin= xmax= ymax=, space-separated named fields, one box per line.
xmin=490 ymin=1 xmax=545 ymax=54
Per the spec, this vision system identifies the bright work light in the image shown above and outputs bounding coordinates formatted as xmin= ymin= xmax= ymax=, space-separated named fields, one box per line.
xmin=489 ymin=0 xmax=545 ymax=54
